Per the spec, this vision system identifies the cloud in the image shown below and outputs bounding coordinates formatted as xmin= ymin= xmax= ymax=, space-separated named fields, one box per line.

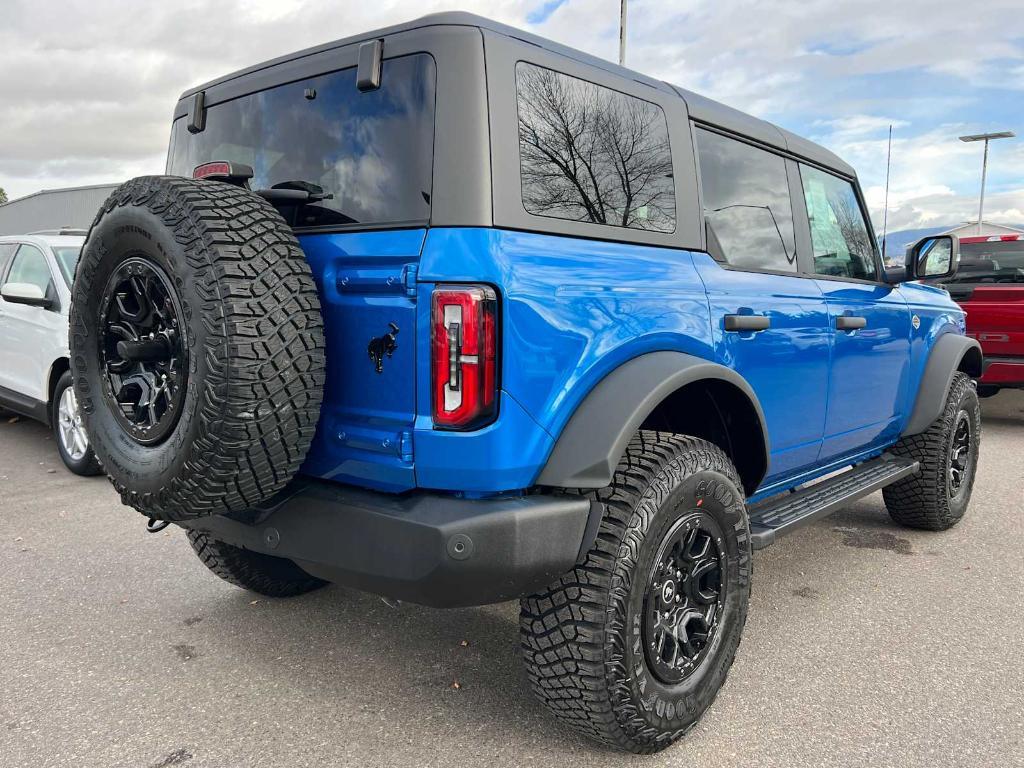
xmin=1 ymin=0 xmax=1021 ymax=233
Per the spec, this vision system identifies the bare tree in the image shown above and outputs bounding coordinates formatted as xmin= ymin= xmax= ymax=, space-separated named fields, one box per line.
xmin=830 ymin=192 xmax=875 ymax=270
xmin=517 ymin=65 xmax=675 ymax=231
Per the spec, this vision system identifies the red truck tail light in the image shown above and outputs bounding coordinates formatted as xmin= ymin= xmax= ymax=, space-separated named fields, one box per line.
xmin=432 ymin=285 xmax=498 ymax=429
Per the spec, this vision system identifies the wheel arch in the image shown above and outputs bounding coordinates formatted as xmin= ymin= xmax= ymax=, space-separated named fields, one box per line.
xmin=42 ymin=357 xmax=71 ymax=426
xmin=47 ymin=357 xmax=71 ymax=405
xmin=902 ymin=333 xmax=983 ymax=437
xmin=536 ymin=351 xmax=770 ymax=496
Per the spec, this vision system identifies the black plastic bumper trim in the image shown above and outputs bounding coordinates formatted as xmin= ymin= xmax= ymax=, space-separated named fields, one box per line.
xmin=176 ymin=479 xmax=596 ymax=608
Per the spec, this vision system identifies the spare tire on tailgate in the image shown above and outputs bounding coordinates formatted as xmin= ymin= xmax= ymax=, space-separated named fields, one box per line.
xmin=70 ymin=176 xmax=325 ymax=522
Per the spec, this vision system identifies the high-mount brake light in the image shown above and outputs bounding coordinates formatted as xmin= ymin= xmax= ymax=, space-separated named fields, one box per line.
xmin=432 ymin=285 xmax=498 ymax=430
xmin=193 ymin=162 xmax=231 ymax=179
xmin=192 ymin=161 xmax=255 ymax=184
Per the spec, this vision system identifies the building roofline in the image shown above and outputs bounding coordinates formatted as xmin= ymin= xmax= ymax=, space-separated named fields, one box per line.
xmin=1 ymin=183 xmax=121 ymax=207
xmin=941 ymin=221 xmax=1024 ymax=235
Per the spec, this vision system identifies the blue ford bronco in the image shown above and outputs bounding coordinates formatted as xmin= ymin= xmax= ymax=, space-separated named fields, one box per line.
xmin=70 ymin=13 xmax=983 ymax=753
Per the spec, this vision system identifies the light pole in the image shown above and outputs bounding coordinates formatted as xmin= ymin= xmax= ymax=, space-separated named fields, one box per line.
xmin=959 ymin=131 xmax=1015 ymax=235
xmin=619 ymin=0 xmax=627 ymax=66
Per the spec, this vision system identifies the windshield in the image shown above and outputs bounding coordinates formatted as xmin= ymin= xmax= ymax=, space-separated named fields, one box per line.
xmin=52 ymin=246 xmax=81 ymax=287
xmin=167 ymin=53 xmax=436 ymax=230
xmin=941 ymin=240 xmax=1024 ymax=284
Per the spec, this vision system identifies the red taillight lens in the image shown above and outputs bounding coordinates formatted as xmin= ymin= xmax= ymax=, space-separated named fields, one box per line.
xmin=432 ymin=285 xmax=498 ymax=430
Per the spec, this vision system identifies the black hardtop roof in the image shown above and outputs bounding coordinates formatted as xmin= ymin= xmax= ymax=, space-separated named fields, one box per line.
xmin=177 ymin=11 xmax=854 ymax=178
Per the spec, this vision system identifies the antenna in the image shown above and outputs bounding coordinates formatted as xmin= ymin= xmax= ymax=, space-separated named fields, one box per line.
xmin=881 ymin=124 xmax=892 ymax=262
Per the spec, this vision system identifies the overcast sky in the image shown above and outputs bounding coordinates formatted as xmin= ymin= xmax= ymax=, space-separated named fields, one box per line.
xmin=1 ymin=0 xmax=1021 ymax=232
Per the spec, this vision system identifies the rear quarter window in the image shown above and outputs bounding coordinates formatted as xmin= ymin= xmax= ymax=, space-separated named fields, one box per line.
xmin=168 ymin=53 xmax=436 ymax=230
xmin=515 ymin=62 xmax=676 ymax=233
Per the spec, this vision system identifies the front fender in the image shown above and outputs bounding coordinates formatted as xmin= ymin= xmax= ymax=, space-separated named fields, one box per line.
xmin=903 ymin=333 xmax=982 ymax=436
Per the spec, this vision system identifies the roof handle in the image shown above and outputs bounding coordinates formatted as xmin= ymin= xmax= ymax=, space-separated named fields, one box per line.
xmin=356 ymin=39 xmax=383 ymax=92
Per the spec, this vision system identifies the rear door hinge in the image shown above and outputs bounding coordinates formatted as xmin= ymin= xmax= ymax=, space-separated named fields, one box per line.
xmin=403 ymin=264 xmax=418 ymax=297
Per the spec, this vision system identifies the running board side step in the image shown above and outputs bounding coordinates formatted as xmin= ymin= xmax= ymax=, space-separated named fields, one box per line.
xmin=748 ymin=455 xmax=919 ymax=550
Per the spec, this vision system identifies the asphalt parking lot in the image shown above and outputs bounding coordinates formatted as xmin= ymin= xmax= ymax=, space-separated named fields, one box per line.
xmin=1 ymin=394 xmax=1022 ymax=768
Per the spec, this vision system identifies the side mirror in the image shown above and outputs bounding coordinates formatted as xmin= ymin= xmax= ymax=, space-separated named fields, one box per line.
xmin=907 ymin=234 xmax=959 ymax=281
xmin=1 ymin=282 xmax=52 ymax=309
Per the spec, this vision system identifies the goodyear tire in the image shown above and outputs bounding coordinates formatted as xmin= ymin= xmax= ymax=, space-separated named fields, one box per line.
xmin=70 ymin=176 xmax=325 ymax=522
xmin=521 ymin=432 xmax=751 ymax=753
xmin=883 ymin=372 xmax=980 ymax=530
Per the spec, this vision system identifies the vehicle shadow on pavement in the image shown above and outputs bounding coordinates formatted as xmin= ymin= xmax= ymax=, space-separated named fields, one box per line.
xmin=175 ymin=566 xmax=609 ymax=755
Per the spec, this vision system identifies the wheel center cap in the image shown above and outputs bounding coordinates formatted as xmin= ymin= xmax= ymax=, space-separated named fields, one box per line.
xmin=661 ymin=580 xmax=676 ymax=603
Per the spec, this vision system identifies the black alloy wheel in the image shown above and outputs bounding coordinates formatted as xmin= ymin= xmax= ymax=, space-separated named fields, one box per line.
xmin=947 ymin=411 xmax=972 ymax=498
xmin=98 ymin=257 xmax=188 ymax=445
xmin=643 ymin=512 xmax=725 ymax=684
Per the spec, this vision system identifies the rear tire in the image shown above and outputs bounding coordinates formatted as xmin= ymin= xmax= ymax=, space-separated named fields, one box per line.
xmin=70 ymin=176 xmax=325 ymax=521
xmin=883 ymin=372 xmax=980 ymax=530
xmin=520 ymin=432 xmax=750 ymax=753
xmin=187 ymin=530 xmax=327 ymax=598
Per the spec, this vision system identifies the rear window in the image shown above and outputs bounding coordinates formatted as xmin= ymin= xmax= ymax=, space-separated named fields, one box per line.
xmin=943 ymin=240 xmax=1024 ymax=284
xmin=167 ymin=53 xmax=436 ymax=230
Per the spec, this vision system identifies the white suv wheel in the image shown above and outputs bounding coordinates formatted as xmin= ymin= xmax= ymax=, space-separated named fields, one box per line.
xmin=58 ymin=386 xmax=88 ymax=461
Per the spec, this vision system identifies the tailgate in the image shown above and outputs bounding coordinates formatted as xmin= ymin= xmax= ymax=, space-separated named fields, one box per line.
xmin=962 ymin=286 xmax=1024 ymax=358
xmin=298 ymin=229 xmax=425 ymax=492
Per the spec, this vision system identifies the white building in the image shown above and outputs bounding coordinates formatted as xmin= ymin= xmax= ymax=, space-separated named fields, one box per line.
xmin=0 ymin=184 xmax=120 ymax=236
xmin=941 ymin=221 xmax=1024 ymax=238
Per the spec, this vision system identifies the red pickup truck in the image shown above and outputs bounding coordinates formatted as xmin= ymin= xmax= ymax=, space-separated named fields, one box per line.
xmin=938 ymin=234 xmax=1024 ymax=396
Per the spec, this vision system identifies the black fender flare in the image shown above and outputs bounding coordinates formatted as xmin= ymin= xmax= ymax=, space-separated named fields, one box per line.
xmin=536 ymin=351 xmax=770 ymax=491
xmin=902 ymin=333 xmax=983 ymax=436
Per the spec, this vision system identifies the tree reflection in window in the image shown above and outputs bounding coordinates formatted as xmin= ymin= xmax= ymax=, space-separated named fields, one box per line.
xmin=800 ymin=165 xmax=877 ymax=280
xmin=516 ymin=63 xmax=675 ymax=232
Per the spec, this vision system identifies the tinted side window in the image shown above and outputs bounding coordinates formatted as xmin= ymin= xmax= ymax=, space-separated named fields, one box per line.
xmin=516 ymin=62 xmax=676 ymax=233
xmin=5 ymin=245 xmax=53 ymax=294
xmin=799 ymin=165 xmax=878 ymax=281
xmin=695 ymin=128 xmax=797 ymax=272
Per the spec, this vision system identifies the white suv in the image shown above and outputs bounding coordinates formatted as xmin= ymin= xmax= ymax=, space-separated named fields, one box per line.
xmin=0 ymin=231 xmax=101 ymax=475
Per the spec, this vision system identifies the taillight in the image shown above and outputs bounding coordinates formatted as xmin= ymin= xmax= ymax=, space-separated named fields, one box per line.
xmin=432 ymin=285 xmax=498 ymax=430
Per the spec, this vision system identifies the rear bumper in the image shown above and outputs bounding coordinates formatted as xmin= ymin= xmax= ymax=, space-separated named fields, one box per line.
xmin=980 ymin=357 xmax=1024 ymax=387
xmin=177 ymin=479 xmax=599 ymax=608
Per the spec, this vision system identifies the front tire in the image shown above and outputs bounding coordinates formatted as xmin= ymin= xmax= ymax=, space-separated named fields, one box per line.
xmin=52 ymin=371 xmax=102 ymax=476
xmin=521 ymin=432 xmax=751 ymax=753
xmin=883 ymin=372 xmax=980 ymax=530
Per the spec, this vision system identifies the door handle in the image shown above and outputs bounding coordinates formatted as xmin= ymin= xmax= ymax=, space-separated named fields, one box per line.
xmin=724 ymin=314 xmax=770 ymax=332
xmin=836 ymin=316 xmax=867 ymax=331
